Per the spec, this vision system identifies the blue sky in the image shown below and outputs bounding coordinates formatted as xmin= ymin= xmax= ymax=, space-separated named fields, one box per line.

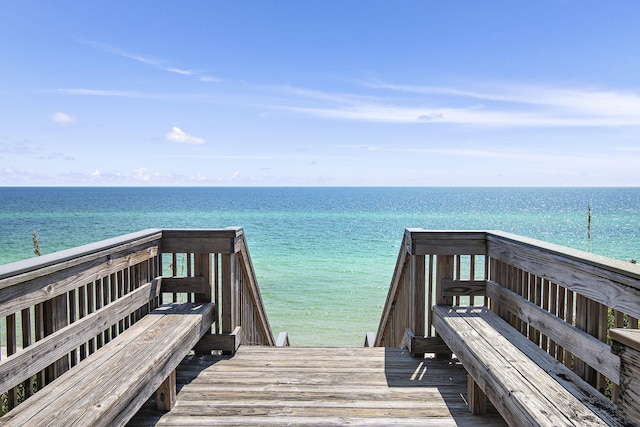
xmin=2 ymin=1 xmax=640 ymax=186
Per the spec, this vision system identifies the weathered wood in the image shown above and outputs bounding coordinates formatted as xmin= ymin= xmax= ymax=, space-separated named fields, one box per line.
xmin=156 ymin=370 xmax=177 ymax=411
xmin=0 ymin=230 xmax=162 ymax=288
xmin=43 ymin=293 xmax=69 ymax=382
xmin=0 ymin=246 xmax=159 ymax=319
xmin=0 ymin=302 xmax=215 ymax=427
xmin=402 ymin=329 xmax=450 ymax=356
xmin=194 ymin=326 xmax=243 ymax=355
xmin=236 ymin=239 xmax=275 ymax=345
xmin=0 ymin=279 xmax=162 ymax=395
xmin=611 ymin=328 xmax=640 ymax=426
xmin=406 ymin=229 xmax=487 ymax=256
xmin=433 ymin=306 xmax=625 ymax=426
xmin=194 ymin=253 xmax=212 ymax=303
xmin=486 ymin=280 xmax=621 ymax=384
xmin=221 ymin=253 xmax=237 ymax=334
xmin=160 ymin=228 xmax=242 ymax=255
xmin=442 ymin=279 xmax=487 ymax=297
xmin=128 ymin=346 xmax=508 ymax=426
xmin=487 ymin=231 xmax=640 ymax=319
xmin=409 ymin=254 xmax=425 ymax=338
xmin=162 ymin=276 xmax=208 ymax=293
xmin=436 ymin=255 xmax=454 ymax=306
xmin=468 ymin=374 xmax=487 ymax=415
xmin=375 ymin=232 xmax=410 ymax=347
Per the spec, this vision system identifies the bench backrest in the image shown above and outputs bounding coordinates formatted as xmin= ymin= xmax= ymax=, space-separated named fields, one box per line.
xmin=0 ymin=227 xmax=276 ymax=415
xmin=0 ymin=230 xmax=163 ymax=413
xmin=377 ymin=229 xmax=640 ymax=403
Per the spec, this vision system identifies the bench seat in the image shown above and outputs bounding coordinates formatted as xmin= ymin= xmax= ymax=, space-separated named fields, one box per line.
xmin=0 ymin=302 xmax=214 ymax=427
xmin=432 ymin=305 xmax=626 ymax=427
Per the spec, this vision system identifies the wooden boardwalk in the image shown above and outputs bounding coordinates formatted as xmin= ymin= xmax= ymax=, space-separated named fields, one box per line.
xmin=128 ymin=346 xmax=507 ymax=426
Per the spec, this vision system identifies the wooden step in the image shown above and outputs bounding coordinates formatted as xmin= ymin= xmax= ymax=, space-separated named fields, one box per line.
xmin=128 ymin=346 xmax=507 ymax=426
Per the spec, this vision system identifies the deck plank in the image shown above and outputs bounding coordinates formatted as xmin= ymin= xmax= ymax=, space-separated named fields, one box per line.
xmin=128 ymin=346 xmax=508 ymax=426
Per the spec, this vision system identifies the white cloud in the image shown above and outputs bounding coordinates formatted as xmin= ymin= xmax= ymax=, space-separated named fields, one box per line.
xmin=165 ymin=127 xmax=205 ymax=145
xmin=134 ymin=167 xmax=150 ymax=182
xmin=51 ymin=112 xmax=76 ymax=125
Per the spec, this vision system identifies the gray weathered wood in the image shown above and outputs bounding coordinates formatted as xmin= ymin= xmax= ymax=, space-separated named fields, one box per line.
xmin=487 ymin=232 xmax=640 ymax=319
xmin=402 ymin=329 xmax=450 ymax=356
xmin=160 ymin=276 xmax=209 ymax=295
xmin=0 ymin=229 xmax=162 ymax=287
xmin=160 ymin=228 xmax=242 ymax=254
xmin=0 ymin=302 xmax=215 ymax=427
xmin=409 ymin=254 xmax=426 ymax=338
xmin=433 ymin=305 xmax=626 ymax=427
xmin=442 ymin=279 xmax=487 ymax=297
xmin=237 ymin=239 xmax=275 ymax=345
xmin=406 ymin=229 xmax=487 ymax=256
xmin=0 ymin=245 xmax=159 ymax=319
xmin=611 ymin=328 xmax=640 ymax=426
xmin=156 ymin=370 xmax=177 ymax=411
xmin=128 ymin=346 xmax=508 ymax=426
xmin=0 ymin=279 xmax=161 ymax=395
xmin=486 ymin=280 xmax=620 ymax=384
xmin=375 ymin=232 xmax=410 ymax=347
xmin=194 ymin=326 xmax=243 ymax=355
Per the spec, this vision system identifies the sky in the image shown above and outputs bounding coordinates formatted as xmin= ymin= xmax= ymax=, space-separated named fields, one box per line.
xmin=2 ymin=1 xmax=640 ymax=187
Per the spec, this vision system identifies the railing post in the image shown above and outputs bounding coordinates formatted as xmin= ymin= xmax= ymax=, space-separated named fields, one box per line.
xmin=610 ymin=329 xmax=640 ymax=426
xmin=221 ymin=252 xmax=238 ymax=334
xmin=436 ymin=255 xmax=454 ymax=306
xmin=194 ymin=253 xmax=213 ymax=355
xmin=435 ymin=254 xmax=454 ymax=359
xmin=195 ymin=253 xmax=213 ymax=303
xmin=409 ymin=254 xmax=426 ymax=338
xmin=43 ymin=294 xmax=69 ymax=382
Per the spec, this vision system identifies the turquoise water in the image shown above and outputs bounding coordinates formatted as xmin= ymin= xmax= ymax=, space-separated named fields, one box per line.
xmin=1 ymin=187 xmax=639 ymax=346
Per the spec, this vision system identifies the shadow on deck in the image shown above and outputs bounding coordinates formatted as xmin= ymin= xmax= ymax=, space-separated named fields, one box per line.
xmin=128 ymin=346 xmax=507 ymax=426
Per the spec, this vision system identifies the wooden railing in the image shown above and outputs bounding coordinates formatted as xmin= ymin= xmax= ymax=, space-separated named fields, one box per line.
xmin=159 ymin=228 xmax=274 ymax=347
xmin=0 ymin=227 xmax=274 ymax=413
xmin=376 ymin=229 xmax=640 ymax=402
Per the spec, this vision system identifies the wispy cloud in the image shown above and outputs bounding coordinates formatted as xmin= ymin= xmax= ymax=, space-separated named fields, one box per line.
xmin=57 ymin=88 xmax=150 ymax=97
xmin=273 ymin=82 xmax=640 ymax=128
xmin=79 ymin=39 xmax=219 ymax=81
xmin=0 ymin=140 xmax=37 ymax=156
xmin=616 ymin=146 xmax=640 ymax=152
xmin=55 ymin=88 xmax=212 ymax=102
xmin=165 ymin=126 xmax=205 ymax=145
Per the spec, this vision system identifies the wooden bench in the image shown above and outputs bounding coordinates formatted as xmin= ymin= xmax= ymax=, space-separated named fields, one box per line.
xmin=0 ymin=278 xmax=215 ymax=426
xmin=433 ymin=304 xmax=629 ymax=426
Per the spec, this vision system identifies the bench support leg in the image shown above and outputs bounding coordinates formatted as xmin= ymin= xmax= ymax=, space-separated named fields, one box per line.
xmin=156 ymin=370 xmax=177 ymax=411
xmin=467 ymin=375 xmax=487 ymax=415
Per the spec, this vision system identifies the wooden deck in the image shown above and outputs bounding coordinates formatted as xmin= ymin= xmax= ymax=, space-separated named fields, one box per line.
xmin=128 ymin=346 xmax=507 ymax=426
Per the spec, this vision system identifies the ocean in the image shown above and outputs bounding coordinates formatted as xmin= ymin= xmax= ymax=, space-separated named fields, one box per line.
xmin=1 ymin=187 xmax=639 ymax=346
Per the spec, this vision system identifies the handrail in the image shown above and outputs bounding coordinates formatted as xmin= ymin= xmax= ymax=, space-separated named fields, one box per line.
xmin=0 ymin=227 xmax=275 ymax=414
xmin=375 ymin=229 xmax=487 ymax=347
xmin=374 ymin=230 xmax=410 ymax=347
xmin=236 ymin=232 xmax=275 ymax=346
xmin=375 ymin=228 xmax=640 ymax=405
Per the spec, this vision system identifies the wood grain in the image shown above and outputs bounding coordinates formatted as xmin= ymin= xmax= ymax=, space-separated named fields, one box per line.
xmin=433 ymin=306 xmax=626 ymax=427
xmin=128 ymin=346 xmax=507 ymax=427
